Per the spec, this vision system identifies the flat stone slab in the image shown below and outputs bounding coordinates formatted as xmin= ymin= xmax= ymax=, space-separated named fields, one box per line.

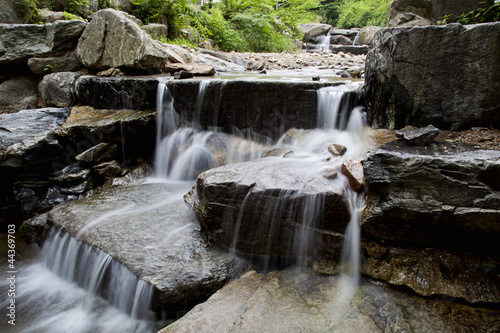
xmin=159 ymin=267 xmax=500 ymax=333
xmin=38 ymin=182 xmax=246 ymax=312
xmin=0 ymin=108 xmax=70 ymax=168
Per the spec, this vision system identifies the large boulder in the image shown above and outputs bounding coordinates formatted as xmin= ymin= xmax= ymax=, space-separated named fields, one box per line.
xmin=186 ymin=157 xmax=351 ymax=259
xmin=300 ymin=23 xmax=332 ymax=42
xmin=0 ymin=76 xmax=38 ymax=114
xmin=0 ymin=20 xmax=86 ymax=63
xmin=76 ymin=9 xmax=171 ymax=70
xmin=362 ymin=140 xmax=500 ymax=302
xmin=159 ymin=268 xmax=500 ymax=333
xmin=365 ymin=23 xmax=500 ymax=130
xmin=32 ymin=182 xmax=248 ymax=314
xmin=354 ymin=26 xmax=382 ymax=46
xmin=39 ymin=72 xmax=82 ymax=107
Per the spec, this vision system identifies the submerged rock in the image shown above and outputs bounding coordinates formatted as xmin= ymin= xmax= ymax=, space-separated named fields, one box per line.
xmin=363 ymin=140 xmax=500 ymax=302
xmin=187 ymin=157 xmax=351 ymax=259
xmin=159 ymin=267 xmax=500 ymax=333
xmin=38 ymin=183 xmax=248 ymax=314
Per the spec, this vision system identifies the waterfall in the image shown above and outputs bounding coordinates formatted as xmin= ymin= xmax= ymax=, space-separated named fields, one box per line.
xmin=42 ymin=228 xmax=156 ymax=321
xmin=318 ymin=30 xmax=332 ymax=53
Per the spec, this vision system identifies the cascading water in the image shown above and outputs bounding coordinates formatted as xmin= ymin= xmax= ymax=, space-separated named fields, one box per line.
xmin=318 ymin=30 xmax=332 ymax=53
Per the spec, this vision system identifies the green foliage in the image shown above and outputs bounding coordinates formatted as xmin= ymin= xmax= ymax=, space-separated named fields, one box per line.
xmin=132 ymin=0 xmax=198 ymax=38
xmin=17 ymin=0 xmax=42 ymax=23
xmin=316 ymin=0 xmax=343 ymax=25
xmin=454 ymin=0 xmax=500 ymax=24
xmin=336 ymin=0 xmax=391 ymax=28
xmin=199 ymin=8 xmax=245 ymax=51
xmin=67 ymin=0 xmax=91 ymax=18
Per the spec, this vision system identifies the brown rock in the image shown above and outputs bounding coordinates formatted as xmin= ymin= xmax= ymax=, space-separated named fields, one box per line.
xmin=327 ymin=144 xmax=347 ymax=156
xmin=92 ymin=160 xmax=122 ymax=178
xmin=341 ymin=159 xmax=364 ymax=191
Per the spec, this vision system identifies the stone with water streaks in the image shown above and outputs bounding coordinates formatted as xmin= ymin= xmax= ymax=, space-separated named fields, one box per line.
xmin=186 ymin=157 xmax=350 ymax=259
xmin=300 ymin=23 xmax=332 ymax=42
xmin=37 ymin=183 xmax=249 ymax=314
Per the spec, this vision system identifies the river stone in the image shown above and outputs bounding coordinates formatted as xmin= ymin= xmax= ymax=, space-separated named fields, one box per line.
xmin=0 ymin=108 xmax=70 ymax=168
xmin=0 ymin=20 xmax=86 ymax=63
xmin=76 ymin=9 xmax=170 ymax=70
xmin=329 ymin=29 xmax=359 ymax=38
xmin=39 ymin=72 xmax=82 ymax=107
xmin=164 ymin=63 xmax=215 ymax=76
xmin=159 ymin=268 xmax=500 ymax=333
xmin=329 ymin=45 xmax=369 ymax=55
xmin=365 ymin=23 xmax=500 ymax=130
xmin=197 ymin=54 xmax=246 ymax=72
xmin=328 ymin=144 xmax=347 ymax=156
xmin=44 ymin=182 xmax=248 ymax=313
xmin=300 ymin=23 xmax=332 ymax=42
xmin=330 ymin=35 xmax=353 ymax=45
xmin=75 ymin=142 xmax=118 ymax=164
xmin=28 ymin=52 xmax=81 ymax=75
xmin=164 ymin=44 xmax=197 ymax=63
xmin=362 ymin=141 xmax=500 ymax=302
xmin=395 ymin=125 xmax=439 ymax=145
xmin=92 ymin=160 xmax=122 ymax=178
xmin=187 ymin=157 xmax=350 ymax=258
xmin=0 ymin=76 xmax=38 ymax=114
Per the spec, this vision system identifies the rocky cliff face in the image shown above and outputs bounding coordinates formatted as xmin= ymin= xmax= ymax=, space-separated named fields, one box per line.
xmin=362 ymin=140 xmax=500 ymax=303
xmin=365 ymin=22 xmax=500 ymax=130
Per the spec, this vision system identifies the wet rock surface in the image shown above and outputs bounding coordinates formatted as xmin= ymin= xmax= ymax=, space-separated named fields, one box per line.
xmin=363 ymin=140 xmax=500 ymax=302
xmin=395 ymin=125 xmax=440 ymax=145
xmin=187 ymin=157 xmax=350 ymax=258
xmin=37 ymin=182 xmax=248 ymax=313
xmin=159 ymin=267 xmax=500 ymax=333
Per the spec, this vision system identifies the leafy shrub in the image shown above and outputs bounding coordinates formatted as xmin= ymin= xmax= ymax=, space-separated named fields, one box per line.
xmin=200 ymin=8 xmax=245 ymax=51
xmin=336 ymin=0 xmax=391 ymax=28
xmin=454 ymin=0 xmax=500 ymax=24
xmin=17 ymin=0 xmax=42 ymax=23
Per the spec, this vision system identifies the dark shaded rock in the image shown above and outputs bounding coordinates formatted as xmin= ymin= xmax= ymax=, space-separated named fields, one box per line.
xmin=0 ymin=108 xmax=70 ymax=168
xmin=92 ymin=160 xmax=122 ymax=178
xmin=28 ymin=52 xmax=81 ymax=75
xmin=330 ymin=45 xmax=370 ymax=55
xmin=159 ymin=268 xmax=500 ymax=333
xmin=174 ymin=70 xmax=194 ymax=80
xmin=39 ymin=72 xmax=82 ymax=107
xmin=164 ymin=63 xmax=215 ymax=76
xmin=43 ymin=183 xmax=248 ymax=313
xmin=75 ymin=76 xmax=160 ymax=110
xmin=341 ymin=159 xmax=364 ymax=192
xmin=75 ymin=143 xmax=117 ymax=164
xmin=0 ymin=76 xmax=38 ymax=113
xmin=362 ymin=241 xmax=500 ymax=303
xmin=187 ymin=158 xmax=350 ymax=258
xmin=55 ymin=106 xmax=157 ymax=164
xmin=49 ymin=163 xmax=91 ymax=185
xmin=0 ymin=20 xmax=86 ymax=63
xmin=0 ymin=0 xmax=27 ymax=23
xmin=76 ymin=9 xmax=170 ymax=70
xmin=365 ymin=23 xmax=500 ymax=130
xmin=330 ymin=35 xmax=353 ymax=45
xmin=14 ymin=180 xmax=71 ymax=216
xmin=395 ymin=125 xmax=439 ymax=145
xmin=300 ymin=23 xmax=332 ymax=42
xmin=328 ymin=144 xmax=347 ymax=156
xmin=362 ymin=141 xmax=500 ymax=302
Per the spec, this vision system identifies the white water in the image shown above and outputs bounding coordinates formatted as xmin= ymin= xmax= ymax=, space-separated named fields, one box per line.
xmin=318 ymin=30 xmax=332 ymax=53
xmin=3 ymin=79 xmax=367 ymax=332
